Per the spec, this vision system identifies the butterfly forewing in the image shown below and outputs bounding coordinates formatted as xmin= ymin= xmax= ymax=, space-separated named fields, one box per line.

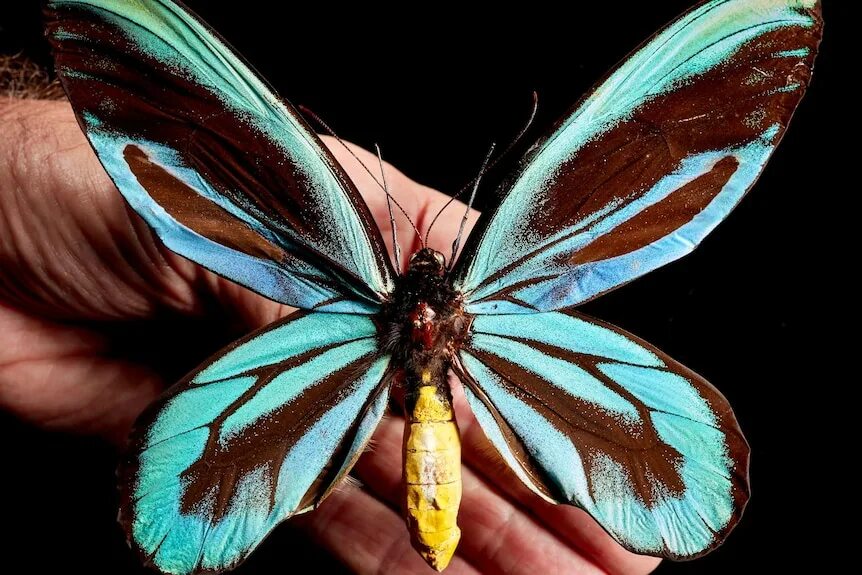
xmin=119 ymin=311 xmax=391 ymax=574
xmin=45 ymin=0 xmax=394 ymax=313
xmin=453 ymin=0 xmax=823 ymax=314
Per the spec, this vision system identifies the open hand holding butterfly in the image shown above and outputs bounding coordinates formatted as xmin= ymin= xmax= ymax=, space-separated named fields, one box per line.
xmin=2 ymin=0 xmax=822 ymax=574
xmin=0 ymin=99 xmax=659 ymax=574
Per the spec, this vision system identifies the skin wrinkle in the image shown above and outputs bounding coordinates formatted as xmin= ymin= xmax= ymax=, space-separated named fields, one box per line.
xmin=0 ymin=99 xmax=657 ymax=574
xmin=63 ymin=158 xmax=137 ymax=308
xmin=46 ymin=187 xmax=109 ymax=316
xmin=373 ymin=528 xmax=428 ymax=575
xmin=1 ymin=178 xmax=29 ymax=270
xmin=471 ymin=485 xmax=521 ymax=569
xmin=0 ymin=332 xmax=102 ymax=371
xmin=1 ymin=353 xmax=161 ymax=438
xmin=5 ymin=172 xmax=62 ymax=313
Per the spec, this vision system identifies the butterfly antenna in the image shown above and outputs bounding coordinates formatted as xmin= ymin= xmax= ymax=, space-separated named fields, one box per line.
xmin=299 ymin=105 xmax=422 ymax=242
xmin=449 ymin=142 xmax=495 ymax=269
xmin=425 ymin=92 xmax=539 ymax=246
xmin=375 ymin=143 xmax=402 ymax=273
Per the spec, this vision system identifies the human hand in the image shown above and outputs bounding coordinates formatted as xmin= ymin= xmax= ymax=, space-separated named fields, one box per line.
xmin=0 ymin=99 xmax=660 ymax=575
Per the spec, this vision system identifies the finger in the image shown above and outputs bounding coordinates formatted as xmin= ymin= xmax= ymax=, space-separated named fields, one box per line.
xmin=449 ymin=379 xmax=662 ymax=575
xmin=354 ymin=414 xmax=605 ymax=575
xmin=0 ymin=303 xmax=161 ymax=442
xmin=296 ymin=481 xmax=479 ymax=575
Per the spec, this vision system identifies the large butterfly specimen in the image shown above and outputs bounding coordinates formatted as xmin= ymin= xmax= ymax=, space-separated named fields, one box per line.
xmin=45 ymin=0 xmax=822 ymax=573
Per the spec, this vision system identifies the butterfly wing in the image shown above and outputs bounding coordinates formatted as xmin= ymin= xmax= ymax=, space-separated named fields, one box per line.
xmin=45 ymin=0 xmax=393 ymax=313
xmin=453 ymin=0 xmax=822 ymax=314
xmin=457 ymin=310 xmax=748 ymax=559
xmin=450 ymin=0 xmax=822 ymax=558
xmin=119 ymin=311 xmax=391 ymax=574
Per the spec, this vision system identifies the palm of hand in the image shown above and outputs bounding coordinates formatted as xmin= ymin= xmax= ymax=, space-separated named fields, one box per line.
xmin=0 ymin=99 xmax=659 ymax=575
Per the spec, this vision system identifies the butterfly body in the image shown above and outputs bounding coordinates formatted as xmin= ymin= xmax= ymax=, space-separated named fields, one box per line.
xmin=45 ymin=0 xmax=822 ymax=572
xmin=380 ymin=248 xmax=468 ymax=570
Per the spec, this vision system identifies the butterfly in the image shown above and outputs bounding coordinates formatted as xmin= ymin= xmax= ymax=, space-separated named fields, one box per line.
xmin=45 ymin=0 xmax=822 ymax=573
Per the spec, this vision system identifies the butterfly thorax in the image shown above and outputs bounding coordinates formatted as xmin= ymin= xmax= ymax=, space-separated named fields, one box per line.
xmin=379 ymin=248 xmax=471 ymax=380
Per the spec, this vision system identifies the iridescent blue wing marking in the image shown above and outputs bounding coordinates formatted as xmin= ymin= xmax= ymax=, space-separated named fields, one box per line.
xmin=45 ymin=0 xmax=394 ymax=313
xmin=457 ymin=310 xmax=749 ymax=559
xmin=118 ymin=311 xmax=391 ymax=574
xmin=453 ymin=0 xmax=823 ymax=314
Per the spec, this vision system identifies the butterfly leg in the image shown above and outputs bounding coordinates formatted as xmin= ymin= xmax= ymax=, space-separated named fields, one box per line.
xmin=403 ymin=370 xmax=462 ymax=571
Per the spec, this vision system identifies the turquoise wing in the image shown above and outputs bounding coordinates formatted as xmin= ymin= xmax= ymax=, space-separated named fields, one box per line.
xmin=453 ymin=0 xmax=822 ymax=314
xmin=119 ymin=311 xmax=391 ymax=574
xmin=457 ymin=310 xmax=749 ymax=559
xmin=45 ymin=0 xmax=394 ymax=313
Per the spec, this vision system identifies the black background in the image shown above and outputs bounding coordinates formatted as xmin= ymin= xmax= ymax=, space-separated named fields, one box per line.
xmin=0 ymin=1 xmax=842 ymax=573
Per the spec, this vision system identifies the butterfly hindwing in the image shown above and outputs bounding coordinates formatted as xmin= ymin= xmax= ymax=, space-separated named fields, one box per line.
xmin=45 ymin=0 xmax=394 ymax=313
xmin=453 ymin=0 xmax=822 ymax=314
xmin=119 ymin=311 xmax=391 ymax=574
xmin=457 ymin=309 xmax=748 ymax=559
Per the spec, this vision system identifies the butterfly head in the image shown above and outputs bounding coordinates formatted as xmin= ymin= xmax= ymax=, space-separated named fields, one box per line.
xmin=408 ymin=248 xmax=446 ymax=278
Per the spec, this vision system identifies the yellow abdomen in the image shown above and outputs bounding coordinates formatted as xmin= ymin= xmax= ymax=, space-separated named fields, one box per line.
xmin=403 ymin=377 xmax=462 ymax=571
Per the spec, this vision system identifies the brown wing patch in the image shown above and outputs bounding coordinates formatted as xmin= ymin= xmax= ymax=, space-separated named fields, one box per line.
xmin=124 ymin=144 xmax=286 ymax=262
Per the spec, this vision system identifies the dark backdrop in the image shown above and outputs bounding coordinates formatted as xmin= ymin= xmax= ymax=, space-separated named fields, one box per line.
xmin=0 ymin=1 xmax=842 ymax=573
